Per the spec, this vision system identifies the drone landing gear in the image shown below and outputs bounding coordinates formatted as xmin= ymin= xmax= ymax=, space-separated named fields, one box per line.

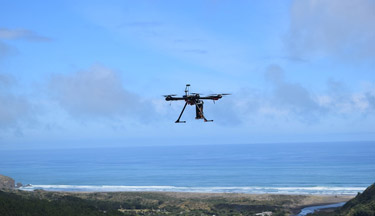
xmin=174 ymin=101 xmax=213 ymax=123
xmin=175 ymin=102 xmax=188 ymax=123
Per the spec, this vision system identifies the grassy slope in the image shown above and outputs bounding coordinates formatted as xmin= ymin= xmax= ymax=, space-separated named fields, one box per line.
xmin=311 ymin=183 xmax=375 ymax=216
xmin=339 ymin=183 xmax=375 ymax=216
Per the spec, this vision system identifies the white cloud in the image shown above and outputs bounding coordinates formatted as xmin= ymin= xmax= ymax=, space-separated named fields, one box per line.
xmin=0 ymin=28 xmax=51 ymax=42
xmin=0 ymin=28 xmax=49 ymax=60
xmin=264 ymin=65 xmax=324 ymax=122
xmin=286 ymin=0 xmax=375 ymax=60
xmin=229 ymin=65 xmax=375 ymax=125
xmin=0 ymin=42 xmax=12 ymax=59
xmin=49 ymin=65 xmax=153 ymax=121
xmin=0 ymin=74 xmax=33 ymax=131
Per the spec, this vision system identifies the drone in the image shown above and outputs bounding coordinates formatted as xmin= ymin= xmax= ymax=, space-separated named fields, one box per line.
xmin=164 ymin=84 xmax=230 ymax=123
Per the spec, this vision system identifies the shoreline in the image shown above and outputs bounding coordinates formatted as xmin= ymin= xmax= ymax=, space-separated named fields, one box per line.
xmin=4 ymin=188 xmax=354 ymax=215
xmin=21 ymin=188 xmax=356 ymax=199
xmin=2 ymin=174 xmax=362 ymax=215
xmin=19 ymin=184 xmax=365 ymax=195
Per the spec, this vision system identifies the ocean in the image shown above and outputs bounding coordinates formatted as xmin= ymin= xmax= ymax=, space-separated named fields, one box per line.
xmin=1 ymin=142 xmax=374 ymax=195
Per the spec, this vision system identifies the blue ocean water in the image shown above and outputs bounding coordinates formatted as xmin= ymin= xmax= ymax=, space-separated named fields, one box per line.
xmin=0 ymin=142 xmax=374 ymax=194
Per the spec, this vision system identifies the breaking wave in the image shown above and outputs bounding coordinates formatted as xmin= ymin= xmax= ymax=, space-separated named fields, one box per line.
xmin=20 ymin=185 xmax=365 ymax=195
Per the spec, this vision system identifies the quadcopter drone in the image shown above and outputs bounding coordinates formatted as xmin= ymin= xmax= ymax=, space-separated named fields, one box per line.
xmin=164 ymin=84 xmax=230 ymax=123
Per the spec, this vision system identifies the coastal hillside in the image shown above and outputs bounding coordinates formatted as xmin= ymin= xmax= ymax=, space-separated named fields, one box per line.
xmin=311 ymin=183 xmax=375 ymax=216
xmin=0 ymin=189 xmax=123 ymax=216
xmin=339 ymin=183 xmax=375 ymax=216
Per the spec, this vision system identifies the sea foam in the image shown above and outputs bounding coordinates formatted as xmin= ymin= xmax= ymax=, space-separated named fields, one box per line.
xmin=20 ymin=185 xmax=365 ymax=195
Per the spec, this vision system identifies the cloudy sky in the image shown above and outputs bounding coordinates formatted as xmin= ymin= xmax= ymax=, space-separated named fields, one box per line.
xmin=1 ymin=0 xmax=374 ymax=149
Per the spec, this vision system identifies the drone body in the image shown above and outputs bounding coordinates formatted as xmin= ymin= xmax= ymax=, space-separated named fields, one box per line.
xmin=164 ymin=84 xmax=230 ymax=123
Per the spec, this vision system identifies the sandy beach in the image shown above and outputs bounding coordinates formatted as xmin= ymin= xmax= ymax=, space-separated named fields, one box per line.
xmin=3 ymin=188 xmax=354 ymax=215
xmin=70 ymin=191 xmax=354 ymax=215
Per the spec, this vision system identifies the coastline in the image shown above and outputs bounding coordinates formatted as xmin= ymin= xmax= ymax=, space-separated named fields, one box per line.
xmin=2 ymin=174 xmax=364 ymax=215
xmin=19 ymin=184 xmax=365 ymax=195
xmin=2 ymin=188 xmax=354 ymax=215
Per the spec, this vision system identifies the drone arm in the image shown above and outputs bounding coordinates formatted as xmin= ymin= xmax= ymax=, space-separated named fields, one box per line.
xmin=200 ymin=96 xmax=221 ymax=100
xmin=175 ymin=102 xmax=188 ymax=123
xmin=165 ymin=97 xmax=186 ymax=101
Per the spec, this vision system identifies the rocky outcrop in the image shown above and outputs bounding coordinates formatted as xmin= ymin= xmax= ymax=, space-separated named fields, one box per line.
xmin=0 ymin=174 xmax=15 ymax=189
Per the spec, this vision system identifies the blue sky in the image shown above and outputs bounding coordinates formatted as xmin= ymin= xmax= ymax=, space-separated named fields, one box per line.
xmin=0 ymin=0 xmax=374 ymax=149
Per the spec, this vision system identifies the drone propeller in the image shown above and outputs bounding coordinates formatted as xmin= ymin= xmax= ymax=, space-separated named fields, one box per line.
xmin=163 ymin=94 xmax=177 ymax=97
xmin=208 ymin=93 xmax=231 ymax=96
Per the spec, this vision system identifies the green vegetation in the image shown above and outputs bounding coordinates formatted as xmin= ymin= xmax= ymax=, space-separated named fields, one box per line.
xmin=340 ymin=183 xmax=375 ymax=216
xmin=310 ymin=183 xmax=375 ymax=216
xmin=0 ymin=189 xmax=294 ymax=216
xmin=0 ymin=190 xmax=122 ymax=216
xmin=0 ymin=187 xmax=358 ymax=216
